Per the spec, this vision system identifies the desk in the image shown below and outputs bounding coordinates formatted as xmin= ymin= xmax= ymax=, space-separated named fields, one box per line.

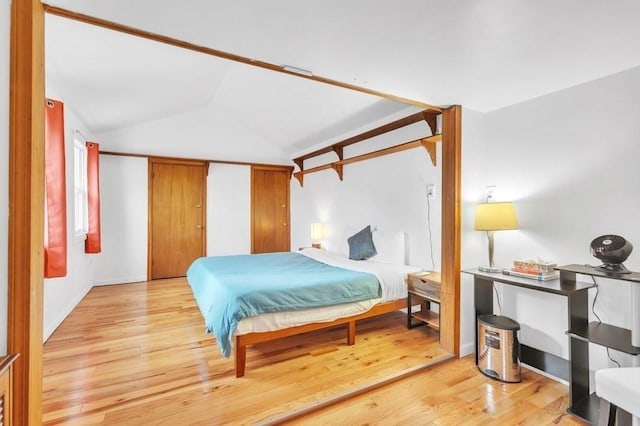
xmin=465 ymin=266 xmax=640 ymax=424
xmin=558 ymin=264 xmax=640 ymax=423
xmin=464 ymin=268 xmax=595 ymax=382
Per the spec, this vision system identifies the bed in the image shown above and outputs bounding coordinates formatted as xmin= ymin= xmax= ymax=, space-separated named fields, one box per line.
xmin=187 ymin=235 xmax=419 ymax=377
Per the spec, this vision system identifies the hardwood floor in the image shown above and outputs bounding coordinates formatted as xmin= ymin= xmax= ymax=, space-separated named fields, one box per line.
xmin=289 ymin=357 xmax=587 ymax=425
xmin=42 ymin=278 xmax=587 ymax=425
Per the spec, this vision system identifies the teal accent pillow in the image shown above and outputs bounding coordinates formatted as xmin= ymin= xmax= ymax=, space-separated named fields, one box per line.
xmin=348 ymin=225 xmax=377 ymax=260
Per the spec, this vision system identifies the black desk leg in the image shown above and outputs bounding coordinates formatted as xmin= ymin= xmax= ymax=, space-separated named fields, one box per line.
xmin=568 ymin=289 xmax=590 ymax=408
xmin=474 ymin=277 xmax=494 ymax=365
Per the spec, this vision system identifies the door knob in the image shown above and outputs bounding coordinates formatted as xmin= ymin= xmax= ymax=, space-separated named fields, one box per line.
xmin=196 ymin=224 xmax=203 ymax=229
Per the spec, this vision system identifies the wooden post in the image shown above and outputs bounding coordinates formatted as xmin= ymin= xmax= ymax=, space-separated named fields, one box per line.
xmin=439 ymin=105 xmax=462 ymax=356
xmin=9 ymin=0 xmax=45 ymax=423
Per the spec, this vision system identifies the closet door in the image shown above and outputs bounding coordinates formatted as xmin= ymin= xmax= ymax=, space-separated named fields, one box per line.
xmin=148 ymin=158 xmax=207 ymax=279
xmin=251 ymin=166 xmax=291 ymax=253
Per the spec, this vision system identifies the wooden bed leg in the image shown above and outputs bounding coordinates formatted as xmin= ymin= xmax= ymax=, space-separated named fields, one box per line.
xmin=235 ymin=338 xmax=246 ymax=378
xmin=347 ymin=321 xmax=356 ymax=345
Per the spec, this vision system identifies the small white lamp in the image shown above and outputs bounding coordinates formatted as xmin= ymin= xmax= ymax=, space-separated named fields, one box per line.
xmin=474 ymin=202 xmax=518 ymax=273
xmin=310 ymin=222 xmax=323 ymax=249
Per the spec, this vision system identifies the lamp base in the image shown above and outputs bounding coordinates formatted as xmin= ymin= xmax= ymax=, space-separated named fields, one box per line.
xmin=478 ymin=266 xmax=504 ymax=273
xmin=311 ymin=243 xmax=321 ymax=249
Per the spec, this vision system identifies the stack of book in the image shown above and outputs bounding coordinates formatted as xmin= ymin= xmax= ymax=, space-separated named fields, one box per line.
xmin=502 ymin=259 xmax=558 ymax=281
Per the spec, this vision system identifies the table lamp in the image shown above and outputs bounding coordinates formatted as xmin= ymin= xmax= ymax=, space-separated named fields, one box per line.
xmin=474 ymin=202 xmax=518 ymax=272
xmin=310 ymin=222 xmax=323 ymax=249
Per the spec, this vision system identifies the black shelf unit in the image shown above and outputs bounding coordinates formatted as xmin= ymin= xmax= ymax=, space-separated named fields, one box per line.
xmin=567 ymin=393 xmax=601 ymax=424
xmin=465 ymin=268 xmax=596 ymax=382
xmin=465 ymin=265 xmax=639 ymax=424
xmin=557 ymin=264 xmax=640 ymax=424
xmin=568 ymin=322 xmax=640 ymax=355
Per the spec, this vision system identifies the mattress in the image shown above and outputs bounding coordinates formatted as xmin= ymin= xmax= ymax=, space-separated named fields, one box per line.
xmin=235 ymin=248 xmax=420 ymax=335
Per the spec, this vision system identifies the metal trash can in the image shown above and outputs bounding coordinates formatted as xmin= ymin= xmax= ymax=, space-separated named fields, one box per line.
xmin=477 ymin=314 xmax=521 ymax=383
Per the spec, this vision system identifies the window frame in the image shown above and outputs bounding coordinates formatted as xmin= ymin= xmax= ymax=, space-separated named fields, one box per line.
xmin=73 ymin=136 xmax=89 ymax=238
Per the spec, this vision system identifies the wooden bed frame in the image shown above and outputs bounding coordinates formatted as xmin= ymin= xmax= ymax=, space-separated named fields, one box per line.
xmin=234 ymin=298 xmax=407 ymax=377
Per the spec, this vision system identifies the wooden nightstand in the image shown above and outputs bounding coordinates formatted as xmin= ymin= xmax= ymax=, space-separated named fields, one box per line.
xmin=407 ymin=271 xmax=441 ymax=331
xmin=298 ymin=244 xmax=322 ymax=251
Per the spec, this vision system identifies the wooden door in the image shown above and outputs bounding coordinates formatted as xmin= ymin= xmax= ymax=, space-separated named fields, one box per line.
xmin=149 ymin=158 xmax=207 ymax=279
xmin=251 ymin=166 xmax=291 ymax=253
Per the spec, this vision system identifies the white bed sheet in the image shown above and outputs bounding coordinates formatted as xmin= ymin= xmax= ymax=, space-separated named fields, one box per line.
xmin=300 ymin=248 xmax=420 ymax=301
xmin=235 ymin=249 xmax=419 ymax=335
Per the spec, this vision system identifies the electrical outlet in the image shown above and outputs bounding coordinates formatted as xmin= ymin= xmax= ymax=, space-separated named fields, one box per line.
xmin=486 ymin=185 xmax=496 ymax=201
xmin=426 ymin=184 xmax=435 ymax=199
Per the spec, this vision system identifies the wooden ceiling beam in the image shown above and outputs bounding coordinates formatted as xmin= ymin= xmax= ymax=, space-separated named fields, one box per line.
xmin=42 ymin=4 xmax=442 ymax=114
xmin=99 ymin=150 xmax=293 ymax=171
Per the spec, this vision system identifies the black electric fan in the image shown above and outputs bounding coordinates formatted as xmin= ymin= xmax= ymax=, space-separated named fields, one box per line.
xmin=590 ymin=234 xmax=633 ymax=274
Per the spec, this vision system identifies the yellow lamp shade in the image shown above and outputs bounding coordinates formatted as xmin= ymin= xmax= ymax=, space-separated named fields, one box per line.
xmin=474 ymin=202 xmax=518 ymax=231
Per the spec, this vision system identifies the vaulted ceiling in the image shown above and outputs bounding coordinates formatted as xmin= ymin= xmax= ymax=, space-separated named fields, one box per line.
xmin=44 ymin=0 xmax=640 ymax=159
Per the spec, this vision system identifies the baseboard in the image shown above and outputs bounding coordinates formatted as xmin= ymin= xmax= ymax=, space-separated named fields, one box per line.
xmin=43 ymin=284 xmax=92 ymax=342
xmin=521 ymin=363 xmax=569 ymax=385
xmin=460 ymin=341 xmax=475 ymax=357
xmin=93 ymin=276 xmax=147 ymax=286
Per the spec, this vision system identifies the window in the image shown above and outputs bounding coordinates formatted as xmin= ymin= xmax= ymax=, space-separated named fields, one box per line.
xmin=73 ymin=137 xmax=88 ymax=237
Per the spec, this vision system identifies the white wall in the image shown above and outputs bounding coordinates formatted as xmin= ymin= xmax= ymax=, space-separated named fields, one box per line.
xmin=207 ymin=164 xmax=251 ymax=256
xmin=477 ymin=65 xmax=640 ymax=370
xmin=459 ymin=107 xmax=489 ymax=356
xmin=92 ymin=156 xmax=148 ymax=285
xmin=92 ymin=160 xmax=253 ymax=285
xmin=41 ymin=102 xmax=95 ymax=341
xmin=96 ymin=103 xmax=290 ymax=165
xmin=0 ymin=0 xmax=10 ymax=355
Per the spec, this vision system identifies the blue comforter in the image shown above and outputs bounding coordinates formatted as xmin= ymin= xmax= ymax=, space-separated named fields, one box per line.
xmin=186 ymin=252 xmax=381 ymax=357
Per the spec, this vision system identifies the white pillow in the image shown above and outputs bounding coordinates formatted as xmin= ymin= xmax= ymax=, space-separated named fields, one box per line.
xmin=370 ymin=230 xmax=406 ymax=265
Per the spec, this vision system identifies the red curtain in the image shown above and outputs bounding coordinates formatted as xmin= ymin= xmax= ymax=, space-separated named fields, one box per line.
xmin=85 ymin=141 xmax=101 ymax=253
xmin=44 ymin=98 xmax=68 ymax=278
